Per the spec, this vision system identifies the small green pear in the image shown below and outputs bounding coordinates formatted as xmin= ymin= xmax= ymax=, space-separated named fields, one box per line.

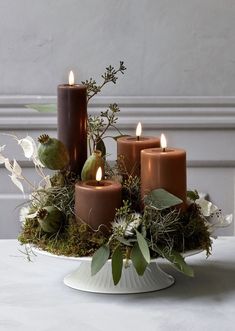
xmin=81 ymin=150 xmax=105 ymax=181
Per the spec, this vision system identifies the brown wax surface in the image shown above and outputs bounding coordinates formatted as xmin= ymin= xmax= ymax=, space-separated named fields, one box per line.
xmin=80 ymin=180 xmax=116 ymax=188
xmin=117 ymin=136 xmax=160 ymax=177
xmin=75 ymin=180 xmax=122 ymax=231
xmin=57 ymin=84 xmax=87 ymax=176
xmin=141 ymin=147 xmax=187 ymax=210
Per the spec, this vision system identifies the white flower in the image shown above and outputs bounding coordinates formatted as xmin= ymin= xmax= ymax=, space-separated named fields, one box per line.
xmin=18 ymin=135 xmax=44 ymax=168
xmin=4 ymin=159 xmax=24 ymax=193
xmin=18 ymin=136 xmax=36 ymax=158
xmin=9 ymin=174 xmax=24 ymax=193
xmin=112 ymin=213 xmax=142 ymax=237
xmin=125 ymin=213 xmax=142 ymax=236
xmin=196 ymin=197 xmax=233 ymax=233
xmin=208 ymin=211 xmax=233 ymax=231
xmin=195 ymin=197 xmax=217 ymax=217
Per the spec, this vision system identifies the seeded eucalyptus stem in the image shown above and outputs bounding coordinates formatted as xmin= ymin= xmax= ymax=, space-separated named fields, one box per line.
xmin=83 ymin=61 xmax=126 ymax=101
xmin=84 ymin=62 xmax=127 ymax=154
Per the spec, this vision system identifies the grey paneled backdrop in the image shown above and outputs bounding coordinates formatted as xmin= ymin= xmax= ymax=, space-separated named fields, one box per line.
xmin=0 ymin=1 xmax=235 ymax=238
xmin=1 ymin=0 xmax=235 ymax=95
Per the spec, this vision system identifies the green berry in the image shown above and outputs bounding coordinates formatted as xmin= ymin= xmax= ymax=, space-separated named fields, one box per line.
xmin=38 ymin=134 xmax=69 ymax=170
xmin=37 ymin=206 xmax=65 ymax=233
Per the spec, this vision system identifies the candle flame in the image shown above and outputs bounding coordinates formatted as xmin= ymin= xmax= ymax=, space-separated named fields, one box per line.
xmin=96 ymin=167 xmax=102 ymax=182
xmin=136 ymin=122 xmax=142 ymax=137
xmin=160 ymin=133 xmax=167 ymax=149
xmin=68 ymin=70 xmax=75 ymax=86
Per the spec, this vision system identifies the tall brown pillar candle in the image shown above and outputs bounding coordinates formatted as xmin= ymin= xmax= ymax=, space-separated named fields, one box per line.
xmin=57 ymin=71 xmax=87 ymax=176
xmin=117 ymin=123 xmax=160 ymax=177
xmin=141 ymin=135 xmax=187 ymax=211
xmin=75 ymin=178 xmax=122 ymax=231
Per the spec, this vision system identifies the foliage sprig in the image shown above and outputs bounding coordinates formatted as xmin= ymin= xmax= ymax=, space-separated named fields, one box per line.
xmin=82 ymin=61 xmax=126 ymax=101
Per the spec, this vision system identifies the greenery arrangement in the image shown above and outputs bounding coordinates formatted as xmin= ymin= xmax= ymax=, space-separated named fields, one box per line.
xmin=0 ymin=62 xmax=231 ymax=286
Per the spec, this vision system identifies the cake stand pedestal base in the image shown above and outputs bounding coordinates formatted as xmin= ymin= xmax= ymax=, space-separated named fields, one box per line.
xmin=64 ymin=260 xmax=175 ymax=294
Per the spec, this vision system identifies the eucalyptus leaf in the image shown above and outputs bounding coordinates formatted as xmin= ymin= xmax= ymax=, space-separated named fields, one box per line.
xmin=145 ymin=188 xmax=183 ymax=210
xmin=116 ymin=236 xmax=132 ymax=246
xmin=153 ymin=245 xmax=194 ymax=277
xmin=111 ymin=246 xmax=123 ymax=285
xmin=131 ymin=243 xmax=148 ymax=276
xmin=136 ymin=230 xmax=150 ymax=264
xmin=26 ymin=104 xmax=57 ymax=113
xmin=91 ymin=245 xmax=110 ymax=276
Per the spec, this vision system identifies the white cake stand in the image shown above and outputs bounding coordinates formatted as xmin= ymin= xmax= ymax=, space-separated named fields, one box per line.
xmin=32 ymin=246 xmax=202 ymax=294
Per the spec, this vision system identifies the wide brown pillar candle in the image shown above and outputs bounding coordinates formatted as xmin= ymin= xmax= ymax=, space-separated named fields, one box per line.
xmin=75 ymin=175 xmax=122 ymax=231
xmin=141 ymin=135 xmax=187 ymax=211
xmin=117 ymin=123 xmax=160 ymax=177
xmin=57 ymin=71 xmax=87 ymax=176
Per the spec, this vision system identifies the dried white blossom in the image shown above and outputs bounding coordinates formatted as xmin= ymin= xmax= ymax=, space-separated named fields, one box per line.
xmin=112 ymin=213 xmax=142 ymax=237
xmin=125 ymin=213 xmax=142 ymax=236
xmin=195 ymin=198 xmax=217 ymax=217
xmin=17 ymin=135 xmax=44 ymax=167
xmin=4 ymin=159 xmax=24 ymax=193
xmin=18 ymin=136 xmax=36 ymax=158
xmin=9 ymin=174 xmax=24 ymax=193
xmin=196 ymin=197 xmax=233 ymax=234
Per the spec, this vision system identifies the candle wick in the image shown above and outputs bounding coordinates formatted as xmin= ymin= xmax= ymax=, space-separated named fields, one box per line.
xmin=97 ymin=181 xmax=100 ymax=186
xmin=137 ymin=136 xmax=140 ymax=141
xmin=162 ymin=147 xmax=166 ymax=152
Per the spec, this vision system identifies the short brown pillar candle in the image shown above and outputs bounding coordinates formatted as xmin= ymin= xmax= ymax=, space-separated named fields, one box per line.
xmin=117 ymin=123 xmax=160 ymax=177
xmin=75 ymin=169 xmax=122 ymax=231
xmin=57 ymin=71 xmax=87 ymax=176
xmin=141 ymin=134 xmax=187 ymax=211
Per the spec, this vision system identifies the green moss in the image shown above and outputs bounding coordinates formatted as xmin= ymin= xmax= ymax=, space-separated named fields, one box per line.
xmin=19 ymin=201 xmax=212 ymax=259
xmin=19 ymin=217 xmax=108 ymax=257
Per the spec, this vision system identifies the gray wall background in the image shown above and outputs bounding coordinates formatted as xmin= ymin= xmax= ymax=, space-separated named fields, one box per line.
xmin=1 ymin=0 xmax=235 ymax=96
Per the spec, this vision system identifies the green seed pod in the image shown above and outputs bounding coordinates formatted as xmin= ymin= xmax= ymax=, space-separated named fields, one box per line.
xmin=81 ymin=150 xmax=105 ymax=181
xmin=37 ymin=206 xmax=65 ymax=233
xmin=37 ymin=134 xmax=69 ymax=170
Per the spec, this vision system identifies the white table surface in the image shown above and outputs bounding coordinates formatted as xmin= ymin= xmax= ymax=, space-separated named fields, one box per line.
xmin=0 ymin=237 xmax=235 ymax=331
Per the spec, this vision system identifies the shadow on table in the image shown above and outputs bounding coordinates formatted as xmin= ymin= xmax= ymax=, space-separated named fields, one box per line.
xmin=127 ymin=261 xmax=235 ymax=301
xmin=80 ymin=261 xmax=235 ymax=302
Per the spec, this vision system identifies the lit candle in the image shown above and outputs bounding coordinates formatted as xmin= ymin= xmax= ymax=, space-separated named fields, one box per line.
xmin=75 ymin=168 xmax=122 ymax=231
xmin=96 ymin=166 xmax=102 ymax=185
xmin=141 ymin=134 xmax=187 ymax=211
xmin=117 ymin=123 xmax=160 ymax=177
xmin=57 ymin=70 xmax=87 ymax=176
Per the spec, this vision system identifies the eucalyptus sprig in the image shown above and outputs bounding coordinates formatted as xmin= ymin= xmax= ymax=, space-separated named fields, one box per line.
xmin=88 ymin=103 xmax=123 ymax=154
xmin=82 ymin=61 xmax=126 ymax=101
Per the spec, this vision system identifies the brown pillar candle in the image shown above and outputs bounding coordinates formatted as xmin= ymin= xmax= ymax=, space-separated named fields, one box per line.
xmin=57 ymin=71 xmax=87 ymax=176
xmin=117 ymin=123 xmax=160 ymax=177
xmin=75 ymin=168 xmax=122 ymax=231
xmin=141 ymin=134 xmax=187 ymax=211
